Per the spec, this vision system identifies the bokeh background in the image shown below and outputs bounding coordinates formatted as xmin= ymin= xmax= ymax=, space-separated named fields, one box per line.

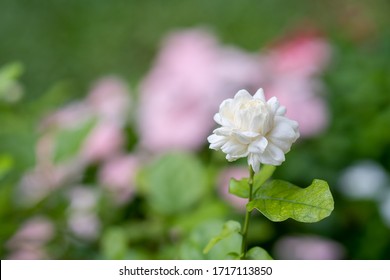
xmin=1 ymin=0 xmax=390 ymax=260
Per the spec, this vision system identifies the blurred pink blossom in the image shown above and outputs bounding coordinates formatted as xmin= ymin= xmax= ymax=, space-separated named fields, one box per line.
xmin=7 ymin=216 xmax=54 ymax=248
xmin=217 ymin=166 xmax=248 ymax=210
xmin=265 ymin=78 xmax=329 ymax=137
xmin=87 ymin=76 xmax=131 ymax=125
xmin=39 ymin=102 xmax=93 ymax=132
xmin=67 ymin=186 xmax=101 ymax=240
xmin=67 ymin=186 xmax=99 ymax=211
xmin=266 ymin=32 xmax=331 ymax=78
xmin=6 ymin=216 xmax=54 ymax=260
xmin=262 ymin=31 xmax=331 ymax=137
xmin=99 ymin=154 xmax=139 ymax=204
xmin=19 ymin=76 xmax=131 ymax=202
xmin=37 ymin=77 xmax=131 ymax=164
xmin=7 ymin=248 xmax=48 ymax=260
xmin=81 ymin=122 xmax=125 ymax=163
xmin=81 ymin=76 xmax=131 ymax=162
xmin=138 ymin=28 xmax=262 ymax=152
xmin=67 ymin=212 xmax=101 ymax=241
xmin=273 ymin=235 xmax=345 ymax=260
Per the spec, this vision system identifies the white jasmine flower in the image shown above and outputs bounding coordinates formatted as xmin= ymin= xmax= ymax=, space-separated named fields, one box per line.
xmin=207 ymin=88 xmax=300 ymax=172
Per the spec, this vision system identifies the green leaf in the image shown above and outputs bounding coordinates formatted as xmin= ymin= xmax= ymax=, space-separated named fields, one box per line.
xmin=229 ymin=165 xmax=276 ymax=199
xmin=0 ymin=154 xmax=14 ymax=181
xmin=247 ymin=179 xmax=334 ymax=223
xmin=174 ymin=200 xmax=230 ymax=232
xmin=147 ymin=152 xmax=207 ymax=215
xmin=53 ymin=119 xmax=96 ymax=163
xmin=0 ymin=62 xmax=23 ymax=81
xmin=203 ymin=220 xmax=241 ymax=254
xmin=101 ymin=227 xmax=128 ymax=260
xmin=0 ymin=62 xmax=24 ymax=103
xmin=180 ymin=219 xmax=241 ymax=260
xmin=229 ymin=177 xmax=249 ymax=198
xmin=245 ymin=247 xmax=273 ymax=260
xmin=253 ymin=165 xmax=276 ymax=191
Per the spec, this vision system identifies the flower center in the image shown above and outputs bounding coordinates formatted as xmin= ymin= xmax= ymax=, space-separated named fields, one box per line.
xmin=237 ymin=99 xmax=273 ymax=135
xmin=240 ymin=99 xmax=264 ymax=111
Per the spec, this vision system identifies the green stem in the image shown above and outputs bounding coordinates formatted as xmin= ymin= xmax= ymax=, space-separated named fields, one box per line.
xmin=240 ymin=165 xmax=255 ymax=259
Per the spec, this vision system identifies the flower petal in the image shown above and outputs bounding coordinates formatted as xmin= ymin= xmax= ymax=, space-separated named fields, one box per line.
xmin=234 ymin=89 xmax=252 ymax=101
xmin=213 ymin=127 xmax=232 ymax=136
xmin=218 ymin=99 xmax=235 ymax=126
xmin=248 ymin=137 xmax=268 ymax=154
xmin=248 ymin=153 xmax=261 ymax=173
xmin=276 ymin=106 xmax=286 ymax=116
xmin=232 ymin=131 xmax=252 ymax=145
xmin=221 ymin=139 xmax=248 ymax=158
xmin=253 ymin=88 xmax=266 ymax=101
xmin=268 ymin=117 xmax=299 ymax=152
xmin=260 ymin=143 xmax=285 ymax=165
xmin=207 ymin=134 xmax=228 ymax=150
xmin=270 ymin=116 xmax=299 ymax=140
xmin=266 ymin=96 xmax=280 ymax=115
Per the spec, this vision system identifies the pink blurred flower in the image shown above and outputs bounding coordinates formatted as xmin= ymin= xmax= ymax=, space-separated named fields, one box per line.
xmin=39 ymin=76 xmax=130 ymax=163
xmin=6 ymin=216 xmax=54 ymax=260
xmin=82 ymin=76 xmax=131 ymax=162
xmin=67 ymin=186 xmax=99 ymax=211
xmin=266 ymin=32 xmax=331 ymax=78
xmin=81 ymin=122 xmax=125 ymax=163
xmin=7 ymin=216 xmax=54 ymax=248
xmin=18 ymin=132 xmax=85 ymax=205
xmin=39 ymin=102 xmax=93 ymax=132
xmin=19 ymin=76 xmax=131 ymax=204
xmin=138 ymin=28 xmax=261 ymax=152
xmin=67 ymin=212 xmax=100 ymax=241
xmin=18 ymin=163 xmax=82 ymax=205
xmin=7 ymin=248 xmax=48 ymax=260
xmin=87 ymin=76 xmax=131 ymax=125
xmin=67 ymin=186 xmax=101 ymax=240
xmin=273 ymin=235 xmax=345 ymax=260
xmin=99 ymin=154 xmax=139 ymax=204
xmin=265 ymin=79 xmax=329 ymax=137
xmin=217 ymin=166 xmax=248 ymax=210
xmin=261 ymin=31 xmax=332 ymax=137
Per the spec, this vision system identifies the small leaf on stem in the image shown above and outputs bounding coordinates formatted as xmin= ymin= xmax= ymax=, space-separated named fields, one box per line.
xmin=229 ymin=165 xmax=276 ymax=199
xmin=229 ymin=177 xmax=249 ymax=198
xmin=203 ymin=220 xmax=241 ymax=254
